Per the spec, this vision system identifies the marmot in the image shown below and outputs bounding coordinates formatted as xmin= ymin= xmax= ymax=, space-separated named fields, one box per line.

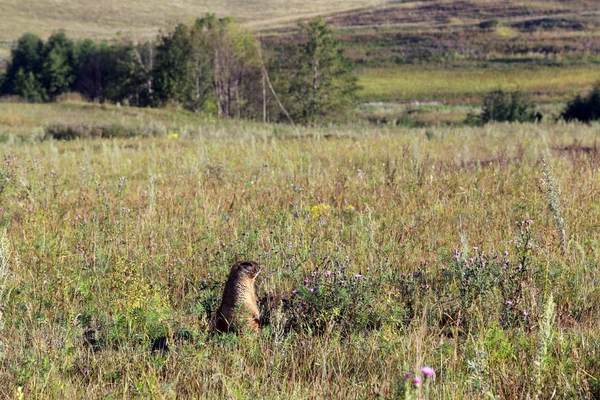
xmin=213 ymin=260 xmax=261 ymax=333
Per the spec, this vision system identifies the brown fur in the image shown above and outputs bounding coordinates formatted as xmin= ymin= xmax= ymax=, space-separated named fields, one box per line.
xmin=213 ymin=261 xmax=261 ymax=333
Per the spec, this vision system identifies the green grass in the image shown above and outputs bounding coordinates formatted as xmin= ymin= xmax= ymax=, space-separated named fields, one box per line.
xmin=357 ymin=64 xmax=600 ymax=103
xmin=0 ymin=102 xmax=599 ymax=398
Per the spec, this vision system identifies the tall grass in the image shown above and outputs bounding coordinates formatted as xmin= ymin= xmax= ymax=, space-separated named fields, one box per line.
xmin=0 ymin=105 xmax=599 ymax=398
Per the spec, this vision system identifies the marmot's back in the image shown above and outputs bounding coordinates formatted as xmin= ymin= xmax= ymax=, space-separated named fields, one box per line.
xmin=214 ymin=261 xmax=261 ymax=333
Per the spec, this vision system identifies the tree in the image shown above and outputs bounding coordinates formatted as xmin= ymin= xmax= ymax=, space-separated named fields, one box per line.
xmin=480 ymin=90 xmax=538 ymax=123
xmin=1 ymin=32 xmax=46 ymax=100
xmin=153 ymin=15 xmax=262 ymax=117
xmin=42 ymin=31 xmax=77 ymax=99
xmin=281 ymin=18 xmax=359 ymax=124
xmin=561 ymin=81 xmax=600 ymax=122
xmin=75 ymin=39 xmax=153 ymax=106
xmin=13 ymin=69 xmax=46 ymax=102
xmin=203 ymin=17 xmax=261 ymax=118
xmin=153 ymin=24 xmax=193 ymax=107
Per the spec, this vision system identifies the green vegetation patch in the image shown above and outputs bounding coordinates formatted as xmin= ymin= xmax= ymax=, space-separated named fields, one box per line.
xmin=357 ymin=65 xmax=600 ymax=103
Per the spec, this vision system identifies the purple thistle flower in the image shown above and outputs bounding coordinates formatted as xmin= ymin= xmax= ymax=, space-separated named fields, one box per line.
xmin=506 ymin=300 xmax=513 ymax=305
xmin=291 ymin=290 xmax=298 ymax=295
xmin=523 ymin=311 xmax=529 ymax=317
xmin=354 ymin=274 xmax=362 ymax=279
xmin=303 ymin=279 xmax=310 ymax=286
xmin=308 ymin=288 xmax=314 ymax=293
xmin=325 ymin=271 xmax=332 ymax=277
xmin=421 ymin=366 xmax=435 ymax=377
xmin=413 ymin=377 xmax=421 ymax=387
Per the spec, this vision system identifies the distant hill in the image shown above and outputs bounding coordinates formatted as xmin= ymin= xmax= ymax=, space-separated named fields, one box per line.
xmin=0 ymin=0 xmax=384 ymax=42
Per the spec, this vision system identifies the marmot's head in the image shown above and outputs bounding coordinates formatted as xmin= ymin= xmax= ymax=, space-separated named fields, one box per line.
xmin=230 ymin=260 xmax=261 ymax=280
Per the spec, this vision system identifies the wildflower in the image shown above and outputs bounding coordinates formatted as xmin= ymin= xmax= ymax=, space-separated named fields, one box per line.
xmin=167 ymin=132 xmax=179 ymax=139
xmin=413 ymin=377 xmax=421 ymax=387
xmin=523 ymin=311 xmax=529 ymax=317
xmin=506 ymin=300 xmax=513 ymax=305
xmin=303 ymin=279 xmax=310 ymax=286
xmin=425 ymin=284 xmax=430 ymax=290
xmin=325 ymin=271 xmax=332 ymax=277
xmin=421 ymin=366 xmax=435 ymax=377
xmin=504 ymin=251 xmax=509 ymax=256
xmin=291 ymin=290 xmax=298 ymax=295
xmin=473 ymin=247 xmax=478 ymax=251
xmin=308 ymin=288 xmax=314 ymax=293
xmin=354 ymin=274 xmax=362 ymax=279
xmin=466 ymin=280 xmax=470 ymax=285
xmin=339 ymin=280 xmax=346 ymax=284
xmin=309 ymin=203 xmax=332 ymax=220
xmin=516 ymin=264 xmax=522 ymax=271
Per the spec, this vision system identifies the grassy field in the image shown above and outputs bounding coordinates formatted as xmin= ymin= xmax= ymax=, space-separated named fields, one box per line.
xmin=357 ymin=64 xmax=600 ymax=103
xmin=0 ymin=102 xmax=599 ymax=398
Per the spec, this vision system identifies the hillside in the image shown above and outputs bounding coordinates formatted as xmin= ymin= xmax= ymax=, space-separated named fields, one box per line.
xmin=1 ymin=0 xmax=599 ymax=107
xmin=0 ymin=0 xmax=383 ymax=42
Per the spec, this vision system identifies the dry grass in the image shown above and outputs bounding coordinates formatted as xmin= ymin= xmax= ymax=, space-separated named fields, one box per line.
xmin=0 ymin=0 xmax=384 ymax=42
xmin=0 ymin=103 xmax=599 ymax=398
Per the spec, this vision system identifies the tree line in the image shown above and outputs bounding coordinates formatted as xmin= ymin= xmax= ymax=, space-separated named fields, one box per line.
xmin=0 ymin=15 xmax=358 ymax=125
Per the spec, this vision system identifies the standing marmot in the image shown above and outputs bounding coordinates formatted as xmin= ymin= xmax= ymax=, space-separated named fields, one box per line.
xmin=213 ymin=260 xmax=261 ymax=333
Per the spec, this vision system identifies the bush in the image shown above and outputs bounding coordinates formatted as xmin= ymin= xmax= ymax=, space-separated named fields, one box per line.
xmin=282 ymin=261 xmax=382 ymax=335
xmin=43 ymin=123 xmax=162 ymax=140
xmin=480 ymin=90 xmax=540 ymax=123
xmin=561 ymin=82 xmax=600 ymax=122
xmin=479 ymin=19 xmax=500 ymax=30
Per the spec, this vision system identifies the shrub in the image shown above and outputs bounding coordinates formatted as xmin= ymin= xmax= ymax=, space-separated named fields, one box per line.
xmin=480 ymin=90 xmax=539 ymax=123
xmin=283 ymin=260 xmax=382 ymax=335
xmin=561 ymin=82 xmax=600 ymax=122
xmin=43 ymin=123 xmax=164 ymax=140
xmin=479 ymin=19 xmax=500 ymax=30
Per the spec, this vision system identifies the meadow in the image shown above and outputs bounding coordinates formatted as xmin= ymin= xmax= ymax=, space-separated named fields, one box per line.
xmin=0 ymin=102 xmax=599 ymax=398
xmin=356 ymin=64 xmax=600 ymax=103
